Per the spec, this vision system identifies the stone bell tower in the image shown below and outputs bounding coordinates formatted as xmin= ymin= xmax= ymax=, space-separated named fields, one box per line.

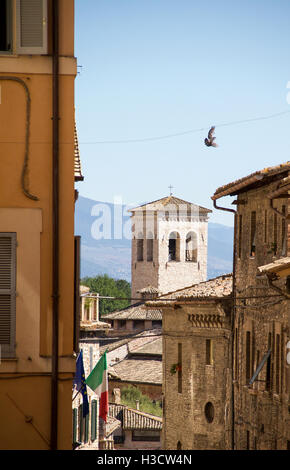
xmin=129 ymin=195 xmax=212 ymax=300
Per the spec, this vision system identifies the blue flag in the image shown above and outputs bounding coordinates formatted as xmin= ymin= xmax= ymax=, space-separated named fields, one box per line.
xmin=74 ymin=350 xmax=89 ymax=417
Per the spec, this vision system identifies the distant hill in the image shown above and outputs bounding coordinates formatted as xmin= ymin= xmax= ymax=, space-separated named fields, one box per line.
xmin=75 ymin=195 xmax=233 ymax=282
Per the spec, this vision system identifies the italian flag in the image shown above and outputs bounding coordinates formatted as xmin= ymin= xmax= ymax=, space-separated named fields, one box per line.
xmin=86 ymin=352 xmax=109 ymax=422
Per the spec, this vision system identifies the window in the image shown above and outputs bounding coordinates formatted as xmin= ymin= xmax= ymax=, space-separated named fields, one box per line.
xmin=72 ymin=408 xmax=78 ymax=445
xmin=206 ymin=339 xmax=213 ymax=365
xmin=282 ymin=206 xmax=287 ymax=256
xmin=0 ymin=0 xmax=12 ymax=53
xmin=147 ymin=232 xmax=153 ymax=262
xmin=246 ymin=431 xmax=250 ymax=450
xmin=250 ymin=211 xmax=256 ymax=257
xmin=275 ymin=334 xmax=280 ymax=394
xmin=0 ymin=233 xmax=17 ymax=358
xmin=185 ymin=231 xmax=197 ymax=262
xmin=273 ymin=213 xmax=278 ymax=255
xmin=16 ymin=0 xmax=48 ymax=54
xmin=137 ymin=233 xmax=143 ymax=261
xmin=264 ymin=210 xmax=268 ymax=244
xmin=238 ymin=214 xmax=242 ymax=258
xmin=177 ymin=441 xmax=182 ymax=450
xmin=266 ymin=333 xmax=272 ymax=391
xmin=91 ymin=400 xmax=97 ymax=442
xmin=204 ymin=402 xmax=214 ymax=423
xmin=178 ymin=343 xmax=182 ymax=393
xmin=246 ymin=331 xmax=251 ymax=382
xmin=168 ymin=232 xmax=180 ymax=261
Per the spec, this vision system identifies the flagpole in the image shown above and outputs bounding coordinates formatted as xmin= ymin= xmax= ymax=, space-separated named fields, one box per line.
xmin=72 ymin=382 xmax=85 ymax=402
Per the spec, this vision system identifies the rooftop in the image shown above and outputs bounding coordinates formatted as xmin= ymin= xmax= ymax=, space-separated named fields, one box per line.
xmin=148 ymin=274 xmax=233 ymax=306
xmin=110 ymin=357 xmax=162 ymax=385
xmin=129 ymin=195 xmax=212 ymax=214
xmin=212 ymin=162 xmax=290 ymax=200
xmin=102 ymin=303 xmax=162 ymax=321
xmin=109 ymin=403 xmax=162 ymax=431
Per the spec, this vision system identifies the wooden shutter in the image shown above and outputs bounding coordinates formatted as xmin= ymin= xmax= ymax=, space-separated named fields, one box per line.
xmin=0 ymin=233 xmax=16 ymax=358
xmin=16 ymin=0 xmax=48 ymax=54
xmin=72 ymin=408 xmax=78 ymax=444
xmin=91 ymin=400 xmax=97 ymax=442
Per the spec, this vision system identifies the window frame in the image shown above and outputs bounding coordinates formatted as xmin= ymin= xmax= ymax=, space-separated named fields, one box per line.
xmin=16 ymin=0 xmax=48 ymax=55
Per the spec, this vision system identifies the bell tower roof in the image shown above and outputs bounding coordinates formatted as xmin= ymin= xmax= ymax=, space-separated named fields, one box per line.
xmin=129 ymin=196 xmax=212 ymax=214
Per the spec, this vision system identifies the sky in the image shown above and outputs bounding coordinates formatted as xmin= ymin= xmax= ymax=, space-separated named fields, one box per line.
xmin=74 ymin=0 xmax=290 ymax=226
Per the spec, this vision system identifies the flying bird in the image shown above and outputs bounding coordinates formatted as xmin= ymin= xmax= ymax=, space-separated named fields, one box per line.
xmin=204 ymin=126 xmax=218 ymax=147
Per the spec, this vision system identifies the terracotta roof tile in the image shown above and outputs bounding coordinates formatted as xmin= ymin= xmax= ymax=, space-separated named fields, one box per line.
xmin=109 ymin=403 xmax=162 ymax=430
xmin=102 ymin=303 xmax=162 ymax=321
xmin=110 ymin=357 xmax=162 ymax=384
xmin=212 ymin=162 xmax=290 ymax=200
xmin=74 ymin=122 xmax=84 ymax=182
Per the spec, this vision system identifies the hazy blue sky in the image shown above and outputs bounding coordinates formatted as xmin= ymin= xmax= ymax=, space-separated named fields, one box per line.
xmin=74 ymin=0 xmax=290 ymax=226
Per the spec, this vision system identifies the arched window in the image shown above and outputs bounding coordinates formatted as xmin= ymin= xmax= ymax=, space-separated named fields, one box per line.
xmin=147 ymin=231 xmax=153 ymax=261
xmin=168 ymin=232 xmax=180 ymax=261
xmin=185 ymin=231 xmax=197 ymax=262
xmin=204 ymin=402 xmax=214 ymax=423
xmin=137 ymin=232 xmax=143 ymax=261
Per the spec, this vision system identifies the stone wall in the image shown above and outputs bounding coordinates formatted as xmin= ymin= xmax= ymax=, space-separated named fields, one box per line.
xmin=234 ymin=182 xmax=290 ymax=450
xmin=162 ymin=303 xmax=232 ymax=450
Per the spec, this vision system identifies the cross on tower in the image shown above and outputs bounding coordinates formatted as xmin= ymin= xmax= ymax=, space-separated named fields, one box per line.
xmin=168 ymin=185 xmax=174 ymax=196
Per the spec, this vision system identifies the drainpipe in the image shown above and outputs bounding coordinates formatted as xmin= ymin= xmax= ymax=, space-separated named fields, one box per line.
xmin=51 ymin=0 xmax=60 ymax=451
xmin=213 ymin=199 xmax=237 ymax=450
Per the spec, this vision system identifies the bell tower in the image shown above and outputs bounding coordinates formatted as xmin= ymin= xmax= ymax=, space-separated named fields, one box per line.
xmin=130 ymin=196 xmax=212 ymax=300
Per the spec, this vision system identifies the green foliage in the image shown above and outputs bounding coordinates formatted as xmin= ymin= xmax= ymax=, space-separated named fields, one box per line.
xmin=81 ymin=274 xmax=131 ymax=317
xmin=120 ymin=386 xmax=162 ymax=417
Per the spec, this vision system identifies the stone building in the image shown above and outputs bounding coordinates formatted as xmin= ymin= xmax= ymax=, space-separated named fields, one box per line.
xmin=148 ymin=274 xmax=233 ymax=450
xmin=212 ymin=162 xmax=290 ymax=450
xmin=130 ymin=196 xmax=212 ymax=300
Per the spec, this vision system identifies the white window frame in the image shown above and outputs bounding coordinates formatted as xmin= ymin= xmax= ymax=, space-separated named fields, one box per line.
xmin=16 ymin=0 xmax=48 ymax=55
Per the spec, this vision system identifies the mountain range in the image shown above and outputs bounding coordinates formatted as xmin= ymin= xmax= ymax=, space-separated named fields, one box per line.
xmin=75 ymin=195 xmax=234 ymax=282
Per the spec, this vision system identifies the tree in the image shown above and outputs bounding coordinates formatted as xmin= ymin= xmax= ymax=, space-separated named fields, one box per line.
xmin=81 ymin=274 xmax=131 ymax=317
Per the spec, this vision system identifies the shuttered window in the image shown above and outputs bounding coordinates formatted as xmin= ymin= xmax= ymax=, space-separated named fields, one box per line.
xmin=0 ymin=233 xmax=16 ymax=358
xmin=91 ymin=400 xmax=97 ymax=442
xmin=16 ymin=0 xmax=48 ymax=54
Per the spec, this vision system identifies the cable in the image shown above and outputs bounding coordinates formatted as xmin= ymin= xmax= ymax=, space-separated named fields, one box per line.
xmin=1 ymin=109 xmax=290 ymax=145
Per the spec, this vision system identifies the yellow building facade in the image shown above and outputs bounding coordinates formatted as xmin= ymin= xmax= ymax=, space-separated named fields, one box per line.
xmin=0 ymin=0 xmax=79 ymax=449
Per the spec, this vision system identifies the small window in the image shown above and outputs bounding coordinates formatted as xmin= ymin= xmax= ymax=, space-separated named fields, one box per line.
xmin=238 ymin=214 xmax=243 ymax=258
xmin=282 ymin=206 xmax=287 ymax=256
xmin=177 ymin=441 xmax=182 ymax=450
xmin=206 ymin=339 xmax=213 ymax=365
xmin=137 ymin=233 xmax=143 ymax=261
xmin=204 ymin=402 xmax=214 ymax=423
xmin=147 ymin=232 xmax=153 ymax=262
xmin=168 ymin=232 xmax=180 ymax=262
xmin=246 ymin=331 xmax=251 ymax=382
xmin=0 ymin=0 xmax=12 ymax=53
xmin=185 ymin=231 xmax=197 ymax=262
xmin=250 ymin=211 xmax=256 ymax=257
xmin=178 ymin=343 xmax=182 ymax=393
xmin=273 ymin=213 xmax=278 ymax=255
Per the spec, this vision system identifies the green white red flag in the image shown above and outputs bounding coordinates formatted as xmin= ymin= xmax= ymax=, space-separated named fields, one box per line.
xmin=85 ymin=351 xmax=109 ymax=422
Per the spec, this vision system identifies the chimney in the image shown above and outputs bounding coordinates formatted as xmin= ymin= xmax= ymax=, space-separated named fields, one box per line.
xmin=136 ymin=400 xmax=140 ymax=411
xmin=113 ymin=388 xmax=121 ymax=405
